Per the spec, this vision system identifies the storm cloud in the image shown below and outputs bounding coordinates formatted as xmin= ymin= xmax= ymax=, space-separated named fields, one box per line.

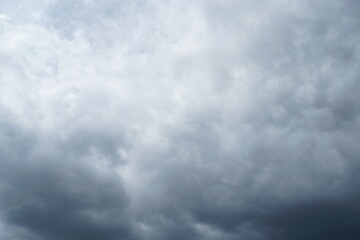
xmin=1 ymin=0 xmax=360 ymax=239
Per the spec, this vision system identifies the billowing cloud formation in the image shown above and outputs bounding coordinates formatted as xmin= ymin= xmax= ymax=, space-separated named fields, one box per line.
xmin=1 ymin=0 xmax=360 ymax=239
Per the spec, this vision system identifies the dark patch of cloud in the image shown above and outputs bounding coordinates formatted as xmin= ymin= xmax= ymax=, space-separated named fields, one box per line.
xmin=262 ymin=196 xmax=360 ymax=240
xmin=0 ymin=116 xmax=136 ymax=240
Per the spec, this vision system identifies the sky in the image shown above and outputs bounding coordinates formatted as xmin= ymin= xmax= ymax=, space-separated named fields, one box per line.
xmin=0 ymin=0 xmax=360 ymax=239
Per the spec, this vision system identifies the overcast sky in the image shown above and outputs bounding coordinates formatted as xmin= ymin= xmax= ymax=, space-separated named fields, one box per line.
xmin=1 ymin=0 xmax=360 ymax=239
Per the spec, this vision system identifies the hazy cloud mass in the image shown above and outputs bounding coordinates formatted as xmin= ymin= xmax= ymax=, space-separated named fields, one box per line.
xmin=1 ymin=0 xmax=360 ymax=239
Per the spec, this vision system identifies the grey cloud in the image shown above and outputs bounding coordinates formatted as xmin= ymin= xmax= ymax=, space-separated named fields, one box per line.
xmin=262 ymin=197 xmax=360 ymax=240
xmin=0 ymin=115 xmax=136 ymax=240
xmin=1 ymin=0 xmax=360 ymax=239
xmin=126 ymin=0 xmax=360 ymax=239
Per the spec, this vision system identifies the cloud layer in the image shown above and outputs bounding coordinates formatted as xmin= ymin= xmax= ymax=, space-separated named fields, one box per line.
xmin=1 ymin=0 xmax=360 ymax=239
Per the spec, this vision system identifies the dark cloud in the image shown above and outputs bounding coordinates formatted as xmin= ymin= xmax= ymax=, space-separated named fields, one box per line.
xmin=263 ymin=197 xmax=360 ymax=240
xmin=0 ymin=116 xmax=136 ymax=240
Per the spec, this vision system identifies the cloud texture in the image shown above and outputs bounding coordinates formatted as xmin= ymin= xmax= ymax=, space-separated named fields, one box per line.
xmin=1 ymin=0 xmax=360 ymax=239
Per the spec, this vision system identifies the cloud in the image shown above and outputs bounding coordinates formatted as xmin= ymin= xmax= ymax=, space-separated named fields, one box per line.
xmin=1 ymin=0 xmax=360 ymax=239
